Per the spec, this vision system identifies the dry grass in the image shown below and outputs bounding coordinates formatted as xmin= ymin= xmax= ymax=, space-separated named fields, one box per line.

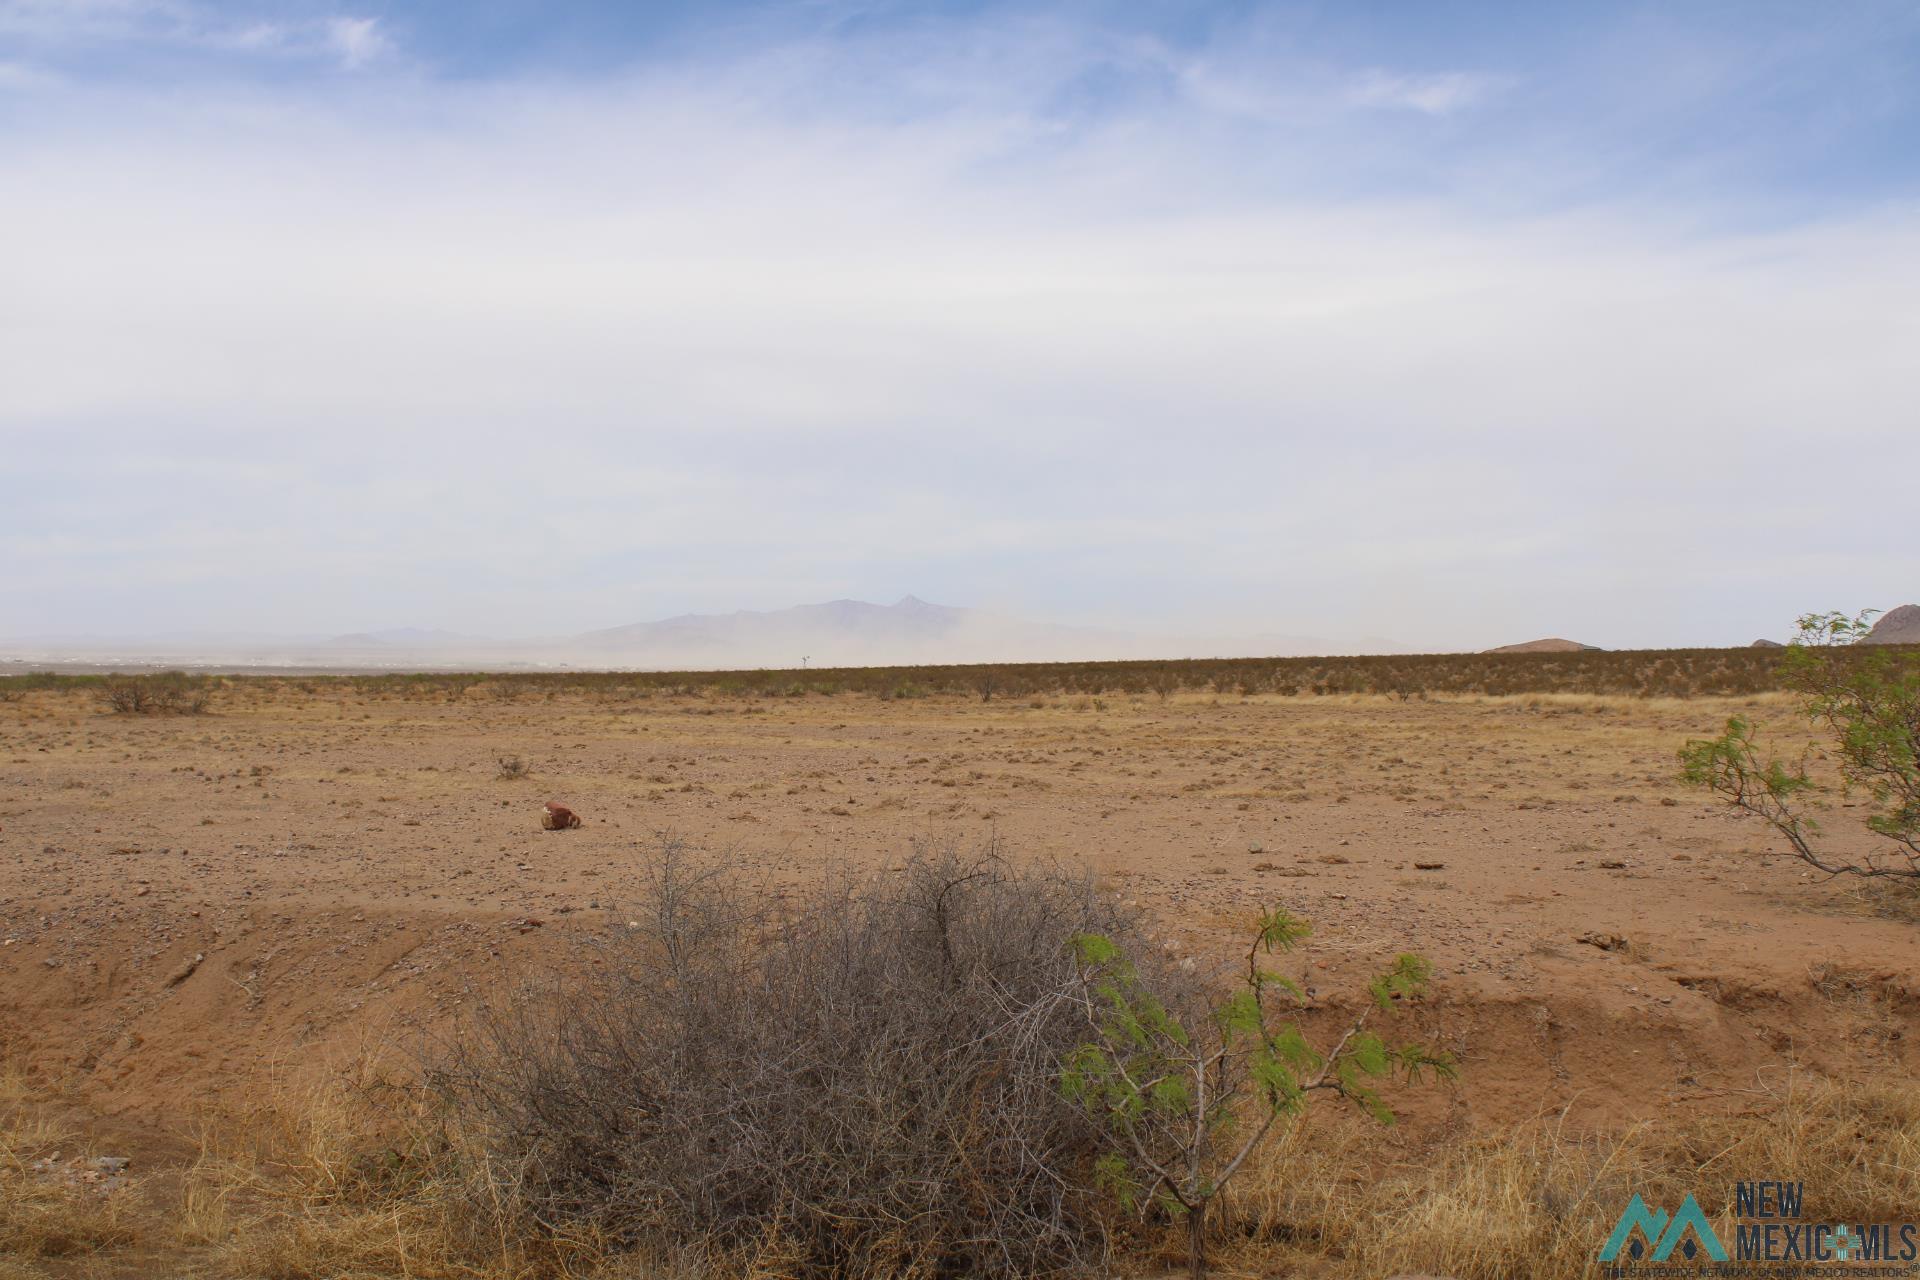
xmin=8 ymin=1061 xmax=1917 ymax=1279
xmin=174 ymin=1067 xmax=1920 ymax=1279
xmin=1855 ymin=876 xmax=1920 ymax=922
xmin=8 ymin=1071 xmax=1890 ymax=1280
xmin=0 ymin=1072 xmax=141 ymax=1261
xmin=177 ymin=1060 xmax=591 ymax=1280
xmin=1228 ymin=1071 xmax=1920 ymax=1279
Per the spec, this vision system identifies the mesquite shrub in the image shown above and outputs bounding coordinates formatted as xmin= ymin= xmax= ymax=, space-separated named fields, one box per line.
xmin=1683 ymin=610 xmax=1920 ymax=879
xmin=1062 ymin=909 xmax=1452 ymax=1280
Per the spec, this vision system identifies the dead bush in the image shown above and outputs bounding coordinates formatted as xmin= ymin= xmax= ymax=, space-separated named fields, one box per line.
xmin=97 ymin=672 xmax=211 ymax=715
xmin=437 ymin=843 xmax=1190 ymax=1279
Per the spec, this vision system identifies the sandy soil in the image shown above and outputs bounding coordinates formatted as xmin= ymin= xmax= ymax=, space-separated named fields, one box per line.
xmin=2 ymin=685 xmax=1916 ymax=1142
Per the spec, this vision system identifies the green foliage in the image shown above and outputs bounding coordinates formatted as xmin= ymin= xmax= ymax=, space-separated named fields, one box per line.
xmin=1255 ymin=905 xmax=1311 ymax=952
xmin=1061 ymin=911 xmax=1454 ymax=1279
xmin=1682 ymin=610 xmax=1919 ymax=879
xmin=1069 ymin=932 xmax=1121 ymax=966
xmin=1369 ymin=953 xmax=1434 ymax=1010
xmin=1092 ymin=1152 xmax=1139 ymax=1212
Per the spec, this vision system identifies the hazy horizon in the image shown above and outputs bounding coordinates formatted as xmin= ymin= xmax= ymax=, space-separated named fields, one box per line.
xmin=5 ymin=590 xmax=1907 ymax=672
xmin=4 ymin=1 xmax=1916 ymax=651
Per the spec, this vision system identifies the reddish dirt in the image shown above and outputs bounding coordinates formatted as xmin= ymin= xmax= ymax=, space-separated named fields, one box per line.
xmin=3 ymin=685 xmax=1916 ymax=1138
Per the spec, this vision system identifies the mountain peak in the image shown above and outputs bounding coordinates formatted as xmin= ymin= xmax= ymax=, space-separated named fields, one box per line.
xmin=1864 ymin=604 xmax=1920 ymax=645
xmin=1485 ymin=637 xmax=1602 ymax=654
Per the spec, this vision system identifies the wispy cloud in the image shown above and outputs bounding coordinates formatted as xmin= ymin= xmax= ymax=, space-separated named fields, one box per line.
xmin=0 ymin=0 xmax=391 ymax=70
xmin=322 ymin=15 xmax=387 ymax=70
xmin=0 ymin=55 xmax=54 ymax=86
xmin=1347 ymin=68 xmax=1500 ymax=115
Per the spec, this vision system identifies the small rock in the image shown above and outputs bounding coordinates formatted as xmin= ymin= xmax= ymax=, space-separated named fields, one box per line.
xmin=165 ymin=952 xmax=205 ymax=986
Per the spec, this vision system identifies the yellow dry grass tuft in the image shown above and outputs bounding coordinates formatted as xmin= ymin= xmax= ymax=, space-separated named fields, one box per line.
xmin=180 ymin=1061 xmax=604 ymax=1280
xmin=0 ymin=1071 xmax=141 ymax=1261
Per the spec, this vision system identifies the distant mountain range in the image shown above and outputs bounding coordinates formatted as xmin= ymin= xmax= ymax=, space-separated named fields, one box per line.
xmin=0 ymin=597 xmax=1407 ymax=671
xmin=562 ymin=596 xmax=1152 ymax=667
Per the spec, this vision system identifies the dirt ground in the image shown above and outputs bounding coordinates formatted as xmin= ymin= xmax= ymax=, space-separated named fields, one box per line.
xmin=2 ymin=684 xmax=1916 ymax=1161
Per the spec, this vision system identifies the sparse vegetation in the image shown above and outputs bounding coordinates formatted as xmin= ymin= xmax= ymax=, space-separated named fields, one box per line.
xmin=10 ymin=1061 xmax=1916 ymax=1280
xmin=1683 ymin=611 xmax=1919 ymax=878
xmin=5 ymin=642 xmax=1863 ymax=709
xmin=1233 ymin=1072 xmax=1920 ymax=1280
xmin=0 ymin=1073 xmax=141 ymax=1259
xmin=175 ymin=1064 xmax=566 ymax=1280
xmin=494 ymin=753 xmax=531 ymax=780
xmin=5 ymin=645 xmax=1918 ymax=1280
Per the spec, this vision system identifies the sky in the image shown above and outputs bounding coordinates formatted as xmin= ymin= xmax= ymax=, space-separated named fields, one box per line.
xmin=2 ymin=0 xmax=1917 ymax=651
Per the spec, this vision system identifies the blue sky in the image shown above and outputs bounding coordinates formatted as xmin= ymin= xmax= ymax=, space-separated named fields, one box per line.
xmin=2 ymin=1 xmax=1917 ymax=649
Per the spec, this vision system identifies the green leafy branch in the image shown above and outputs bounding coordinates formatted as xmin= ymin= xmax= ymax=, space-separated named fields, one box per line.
xmin=1061 ymin=908 xmax=1454 ymax=1279
xmin=1682 ymin=610 xmax=1920 ymax=880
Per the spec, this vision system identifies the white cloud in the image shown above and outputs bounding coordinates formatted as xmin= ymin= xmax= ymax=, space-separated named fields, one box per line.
xmin=0 ymin=36 xmax=1913 ymax=646
xmin=1165 ymin=35 xmax=1500 ymax=127
xmin=322 ymin=15 xmax=386 ymax=70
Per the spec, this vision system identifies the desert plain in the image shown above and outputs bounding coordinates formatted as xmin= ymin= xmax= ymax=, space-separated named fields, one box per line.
xmin=2 ymin=676 xmax=1917 ymax=1275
